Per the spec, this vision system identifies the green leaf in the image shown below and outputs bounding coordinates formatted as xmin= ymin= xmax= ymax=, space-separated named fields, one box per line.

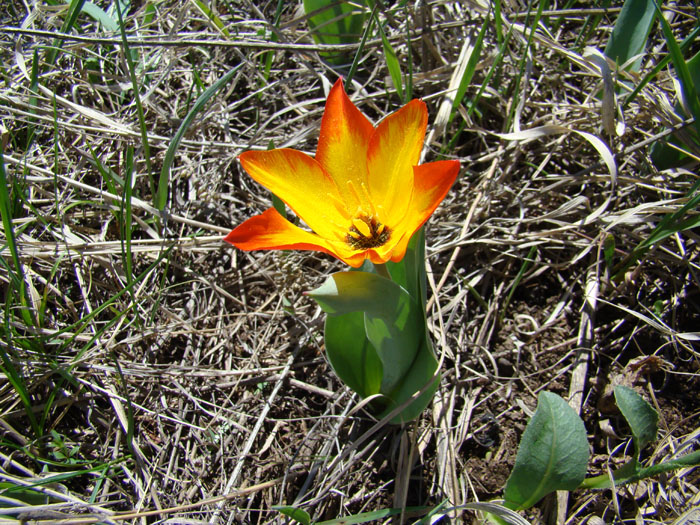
xmin=373 ymin=12 xmax=403 ymax=102
xmin=45 ymin=0 xmax=87 ymax=66
xmin=191 ymin=0 xmax=231 ymax=38
xmin=387 ymin=228 xmax=426 ymax=304
xmin=504 ymin=392 xmax=589 ymax=510
xmin=378 ymin=337 xmax=439 ymax=424
xmin=604 ymin=0 xmax=656 ymax=72
xmin=273 ymin=505 xmax=311 ymax=525
xmin=157 ymin=65 xmax=242 ymax=211
xmin=581 ymin=450 xmax=700 ymax=489
xmin=603 ymin=234 xmax=615 ymax=270
xmin=77 ymin=0 xmax=118 ymax=31
xmin=653 ymin=0 xmax=700 ymax=135
xmin=309 ymin=271 xmax=422 ymax=393
xmin=316 ymin=506 xmax=430 ymax=524
xmin=614 ymin=385 xmax=658 ymax=456
xmin=450 ymin=18 xmax=488 ymax=122
xmin=303 ymin=0 xmax=365 ymax=65
xmin=324 ymin=311 xmax=382 ymax=398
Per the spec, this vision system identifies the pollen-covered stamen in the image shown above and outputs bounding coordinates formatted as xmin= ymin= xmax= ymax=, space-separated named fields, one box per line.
xmin=346 ymin=215 xmax=391 ymax=250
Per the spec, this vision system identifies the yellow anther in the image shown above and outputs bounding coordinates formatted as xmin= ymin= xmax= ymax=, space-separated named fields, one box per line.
xmin=352 ymin=217 xmax=371 ymax=238
xmin=376 ymin=224 xmax=385 ymax=235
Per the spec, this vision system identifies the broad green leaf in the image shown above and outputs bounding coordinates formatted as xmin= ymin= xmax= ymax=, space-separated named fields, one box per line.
xmin=273 ymin=505 xmax=311 ymax=525
xmin=504 ymin=392 xmax=589 ymax=510
xmin=604 ymin=0 xmax=656 ymax=72
xmin=303 ymin=0 xmax=365 ymax=65
xmin=378 ymin=337 xmax=439 ymax=424
xmin=157 ymin=65 xmax=242 ymax=211
xmin=614 ymin=385 xmax=658 ymax=456
xmin=324 ymin=311 xmax=382 ymax=398
xmin=387 ymin=228 xmax=426 ymax=305
xmin=309 ymin=271 xmax=422 ymax=393
xmin=76 ymin=1 xmax=118 ymax=31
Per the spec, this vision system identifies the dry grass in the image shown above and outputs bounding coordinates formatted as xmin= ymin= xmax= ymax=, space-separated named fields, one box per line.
xmin=0 ymin=1 xmax=699 ymax=523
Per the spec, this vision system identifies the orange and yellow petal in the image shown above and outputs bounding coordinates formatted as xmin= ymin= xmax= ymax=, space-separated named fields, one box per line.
xmin=239 ymin=149 xmax=346 ymax=239
xmin=388 ymin=160 xmax=460 ymax=261
xmin=366 ymin=99 xmax=428 ymax=226
xmin=225 ymin=208 xmax=367 ymax=267
xmin=315 ymin=79 xmax=374 ymax=211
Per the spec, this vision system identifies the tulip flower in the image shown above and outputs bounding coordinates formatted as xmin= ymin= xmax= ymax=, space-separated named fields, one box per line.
xmin=225 ymin=79 xmax=459 ymax=268
xmin=225 ymin=79 xmax=460 ymax=423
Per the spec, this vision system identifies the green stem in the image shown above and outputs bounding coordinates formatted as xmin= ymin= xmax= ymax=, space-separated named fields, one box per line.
xmin=373 ymin=263 xmax=392 ymax=280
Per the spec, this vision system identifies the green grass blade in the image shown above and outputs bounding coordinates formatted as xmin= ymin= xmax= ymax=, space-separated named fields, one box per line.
xmin=0 ymin=143 xmax=34 ymax=328
xmin=114 ymin=3 xmax=154 ymax=200
xmin=624 ymin=25 xmax=700 ymax=108
xmin=156 ymin=65 xmax=242 ymax=211
xmin=493 ymin=0 xmax=503 ymax=46
xmin=345 ymin=3 xmax=377 ymax=88
xmin=120 ymin=146 xmax=141 ymax=330
xmin=506 ymin=1 xmax=545 ymax=130
xmin=652 ymin=0 xmax=700 ymax=136
xmin=25 ymin=49 xmax=40 ymax=151
xmin=191 ymin=0 xmax=231 ymax=38
xmin=373 ymin=10 xmax=403 ymax=102
xmin=501 ymin=245 xmax=537 ymax=321
xmin=45 ymin=0 xmax=87 ymax=66
xmin=450 ymin=17 xmax=488 ymax=122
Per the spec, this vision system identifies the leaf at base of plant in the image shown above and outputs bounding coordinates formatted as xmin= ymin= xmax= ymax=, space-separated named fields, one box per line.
xmin=503 ymin=392 xmax=589 ymax=510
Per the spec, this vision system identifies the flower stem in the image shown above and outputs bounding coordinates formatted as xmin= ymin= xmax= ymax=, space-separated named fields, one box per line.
xmin=373 ymin=263 xmax=392 ymax=280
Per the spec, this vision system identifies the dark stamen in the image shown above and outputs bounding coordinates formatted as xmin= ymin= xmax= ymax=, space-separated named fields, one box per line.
xmin=346 ymin=216 xmax=391 ymax=249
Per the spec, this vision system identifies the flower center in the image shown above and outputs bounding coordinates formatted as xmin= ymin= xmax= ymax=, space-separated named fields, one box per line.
xmin=346 ymin=215 xmax=391 ymax=250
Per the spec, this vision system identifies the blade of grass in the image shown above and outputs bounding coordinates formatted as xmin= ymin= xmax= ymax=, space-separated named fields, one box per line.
xmin=0 ymin=297 xmax=42 ymax=439
xmin=652 ymin=0 xmax=700 ymax=136
xmin=501 ymin=245 xmax=537 ymax=322
xmin=449 ymin=17 xmax=488 ymax=124
xmin=373 ymin=9 xmax=403 ymax=102
xmin=506 ymin=0 xmax=545 ymax=131
xmin=191 ymin=0 xmax=231 ymax=38
xmin=45 ymin=0 xmax=87 ymax=66
xmin=25 ymin=50 xmax=40 ymax=152
xmin=345 ymin=2 xmax=377 ymax=89
xmin=493 ymin=0 xmax=503 ymax=45
xmin=0 ymin=144 xmax=33 ymax=329
xmin=156 ymin=64 xmax=242 ymax=211
xmin=403 ymin=4 xmax=412 ymax=101
xmin=114 ymin=3 xmax=154 ymax=201
xmin=120 ymin=146 xmax=140 ymax=330
xmin=259 ymin=0 xmax=284 ymax=85
xmin=57 ymin=246 xmax=173 ymax=358
xmin=623 ymin=25 xmax=700 ymax=109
